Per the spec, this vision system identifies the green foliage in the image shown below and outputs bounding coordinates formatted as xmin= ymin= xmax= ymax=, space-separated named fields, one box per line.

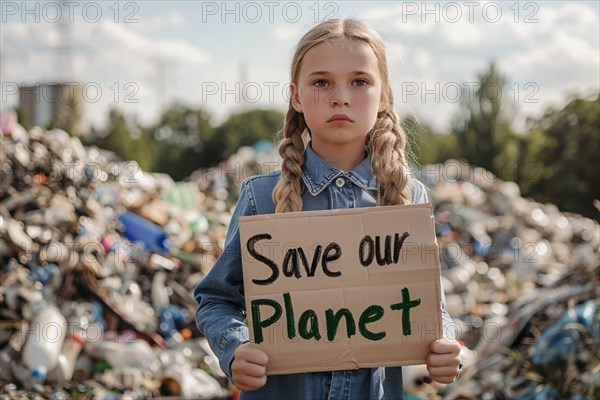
xmin=82 ymin=73 xmax=598 ymax=220
xmin=214 ymin=109 xmax=284 ymax=160
xmin=84 ymin=109 xmax=155 ymax=171
xmin=84 ymin=104 xmax=284 ymax=181
xmin=518 ymin=94 xmax=600 ymax=220
xmin=407 ymin=62 xmax=598 ymax=220
xmin=452 ymin=62 xmax=516 ymax=180
xmin=149 ymin=104 xmax=214 ymax=181
xmin=402 ymin=116 xmax=457 ymax=167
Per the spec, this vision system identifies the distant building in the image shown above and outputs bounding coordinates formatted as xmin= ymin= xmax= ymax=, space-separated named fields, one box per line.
xmin=18 ymin=82 xmax=86 ymax=136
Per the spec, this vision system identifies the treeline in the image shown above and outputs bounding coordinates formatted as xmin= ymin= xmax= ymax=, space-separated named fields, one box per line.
xmin=404 ymin=63 xmax=599 ymax=221
xmin=82 ymin=106 xmax=283 ymax=181
xmin=81 ymin=63 xmax=599 ymax=220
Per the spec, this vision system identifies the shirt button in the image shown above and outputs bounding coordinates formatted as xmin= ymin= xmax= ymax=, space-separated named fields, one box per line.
xmin=335 ymin=177 xmax=345 ymax=188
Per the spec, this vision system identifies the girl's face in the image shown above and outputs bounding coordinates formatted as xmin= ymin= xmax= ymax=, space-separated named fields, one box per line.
xmin=291 ymin=37 xmax=383 ymax=156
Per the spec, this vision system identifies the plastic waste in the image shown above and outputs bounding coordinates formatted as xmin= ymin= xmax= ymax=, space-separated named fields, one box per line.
xmin=158 ymin=305 xmax=190 ymax=346
xmin=85 ymin=339 xmax=161 ymax=375
xmin=2 ymin=119 xmax=599 ymax=399
xmin=159 ymin=351 xmax=225 ymax=399
xmin=151 ymin=270 xmax=170 ymax=309
xmin=532 ymin=299 xmax=597 ymax=366
xmin=118 ymin=211 xmax=171 ymax=253
xmin=71 ymin=355 xmax=94 ymax=381
xmin=47 ymin=333 xmax=85 ymax=384
xmin=21 ymin=303 xmax=67 ymax=383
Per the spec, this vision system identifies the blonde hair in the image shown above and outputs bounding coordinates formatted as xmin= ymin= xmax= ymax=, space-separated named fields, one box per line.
xmin=272 ymin=18 xmax=412 ymax=213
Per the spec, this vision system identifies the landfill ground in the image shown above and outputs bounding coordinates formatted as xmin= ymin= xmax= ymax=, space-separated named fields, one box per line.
xmin=1 ymin=125 xmax=598 ymax=400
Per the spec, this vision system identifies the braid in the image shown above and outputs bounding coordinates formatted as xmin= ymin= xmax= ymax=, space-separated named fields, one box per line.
xmin=368 ymin=107 xmax=412 ymax=206
xmin=272 ymin=108 xmax=307 ymax=213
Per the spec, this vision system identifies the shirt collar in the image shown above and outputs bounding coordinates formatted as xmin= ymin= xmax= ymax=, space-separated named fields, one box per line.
xmin=302 ymin=141 xmax=377 ymax=196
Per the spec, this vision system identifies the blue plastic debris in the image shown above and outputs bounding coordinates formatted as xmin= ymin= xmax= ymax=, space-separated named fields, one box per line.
xmin=117 ymin=211 xmax=171 ymax=253
xmin=532 ymin=299 xmax=597 ymax=366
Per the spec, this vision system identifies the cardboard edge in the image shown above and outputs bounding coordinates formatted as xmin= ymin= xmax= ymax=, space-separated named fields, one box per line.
xmin=266 ymin=359 xmax=428 ymax=376
xmin=239 ymin=203 xmax=433 ymax=222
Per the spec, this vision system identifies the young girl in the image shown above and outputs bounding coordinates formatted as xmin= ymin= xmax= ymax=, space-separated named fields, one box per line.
xmin=194 ymin=18 xmax=461 ymax=399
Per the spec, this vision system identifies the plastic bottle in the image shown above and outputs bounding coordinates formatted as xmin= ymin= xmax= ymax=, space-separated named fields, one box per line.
xmin=117 ymin=211 xmax=171 ymax=253
xmin=47 ymin=333 xmax=85 ymax=384
xmin=158 ymin=307 xmax=183 ymax=347
xmin=86 ymin=339 xmax=161 ymax=375
xmin=0 ymin=347 xmax=15 ymax=382
xmin=72 ymin=355 xmax=94 ymax=381
xmin=151 ymin=271 xmax=170 ymax=310
xmin=22 ymin=304 xmax=67 ymax=382
xmin=160 ymin=365 xmax=224 ymax=399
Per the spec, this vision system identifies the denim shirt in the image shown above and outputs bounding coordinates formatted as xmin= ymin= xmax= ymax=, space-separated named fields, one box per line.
xmin=194 ymin=141 xmax=455 ymax=400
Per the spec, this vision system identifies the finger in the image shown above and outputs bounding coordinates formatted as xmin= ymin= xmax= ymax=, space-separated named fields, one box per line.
xmin=237 ymin=359 xmax=267 ymax=378
xmin=427 ymin=365 xmax=458 ymax=378
xmin=430 ymin=339 xmax=460 ymax=354
xmin=235 ymin=376 xmax=267 ymax=390
xmin=429 ymin=374 xmax=455 ymax=385
xmin=234 ymin=374 xmax=267 ymax=391
xmin=428 ymin=370 xmax=458 ymax=384
xmin=427 ymin=353 xmax=460 ymax=367
xmin=243 ymin=348 xmax=269 ymax=366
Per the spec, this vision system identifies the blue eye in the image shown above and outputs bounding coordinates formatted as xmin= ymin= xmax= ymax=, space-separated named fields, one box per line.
xmin=313 ymin=80 xmax=329 ymax=88
xmin=354 ymin=79 xmax=368 ymax=86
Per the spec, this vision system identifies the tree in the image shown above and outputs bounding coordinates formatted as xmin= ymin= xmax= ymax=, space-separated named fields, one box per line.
xmin=149 ymin=103 xmax=214 ymax=180
xmin=83 ymin=106 xmax=285 ymax=180
xmin=402 ymin=115 xmax=458 ymax=167
xmin=209 ymin=109 xmax=284 ymax=163
xmin=452 ymin=62 xmax=515 ymax=178
xmin=84 ymin=108 xmax=155 ymax=171
xmin=519 ymin=93 xmax=600 ymax=220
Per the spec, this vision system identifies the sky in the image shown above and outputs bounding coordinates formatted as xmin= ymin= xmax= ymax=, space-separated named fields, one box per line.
xmin=1 ymin=0 xmax=599 ymax=133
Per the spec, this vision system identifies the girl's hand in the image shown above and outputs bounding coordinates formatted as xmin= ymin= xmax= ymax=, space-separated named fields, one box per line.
xmin=426 ymin=338 xmax=462 ymax=384
xmin=231 ymin=342 xmax=269 ymax=391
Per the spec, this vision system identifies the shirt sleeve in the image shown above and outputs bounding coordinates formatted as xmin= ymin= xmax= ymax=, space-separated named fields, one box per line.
xmin=194 ymin=178 xmax=255 ymax=382
xmin=411 ymin=178 xmax=456 ymax=340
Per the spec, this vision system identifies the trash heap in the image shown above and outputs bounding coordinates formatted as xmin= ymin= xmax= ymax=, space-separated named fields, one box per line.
xmin=404 ymin=163 xmax=599 ymax=400
xmin=0 ymin=122 xmax=278 ymax=400
xmin=1 ymin=121 xmax=598 ymax=400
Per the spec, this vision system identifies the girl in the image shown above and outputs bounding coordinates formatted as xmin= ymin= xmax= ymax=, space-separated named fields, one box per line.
xmin=195 ymin=18 xmax=461 ymax=399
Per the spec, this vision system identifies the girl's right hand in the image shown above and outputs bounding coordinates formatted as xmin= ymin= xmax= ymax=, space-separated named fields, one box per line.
xmin=231 ymin=342 xmax=269 ymax=391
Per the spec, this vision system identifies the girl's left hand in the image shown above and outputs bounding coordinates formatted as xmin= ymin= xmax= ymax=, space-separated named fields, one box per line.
xmin=426 ymin=338 xmax=462 ymax=384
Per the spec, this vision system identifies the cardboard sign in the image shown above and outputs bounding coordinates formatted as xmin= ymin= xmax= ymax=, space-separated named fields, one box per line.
xmin=239 ymin=204 xmax=442 ymax=375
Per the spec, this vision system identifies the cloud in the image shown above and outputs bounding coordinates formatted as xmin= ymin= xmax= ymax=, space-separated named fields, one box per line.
xmin=2 ymin=16 xmax=210 ymax=80
xmin=498 ymin=2 xmax=599 ymax=90
xmin=439 ymin=19 xmax=482 ymax=46
xmin=500 ymin=32 xmax=599 ymax=87
xmin=131 ymin=11 xmax=187 ymax=34
xmin=71 ymin=54 xmax=88 ymax=75
xmin=98 ymin=21 xmax=210 ymax=65
xmin=512 ymin=2 xmax=599 ymax=47
xmin=272 ymin=25 xmax=303 ymax=41
xmin=0 ymin=22 xmax=28 ymax=40
xmin=360 ymin=0 xmax=600 ymax=131
xmin=3 ymin=1 xmax=598 ymax=133
xmin=165 ymin=11 xmax=186 ymax=28
xmin=2 ymin=15 xmax=210 ymax=129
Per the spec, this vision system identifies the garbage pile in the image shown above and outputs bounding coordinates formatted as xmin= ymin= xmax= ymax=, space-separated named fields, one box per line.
xmin=404 ymin=163 xmax=599 ymax=400
xmin=0 ymin=120 xmax=278 ymax=399
xmin=1 ymin=119 xmax=598 ymax=399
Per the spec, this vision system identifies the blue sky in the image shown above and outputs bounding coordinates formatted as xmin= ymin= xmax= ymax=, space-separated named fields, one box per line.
xmin=2 ymin=1 xmax=599 ymax=132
